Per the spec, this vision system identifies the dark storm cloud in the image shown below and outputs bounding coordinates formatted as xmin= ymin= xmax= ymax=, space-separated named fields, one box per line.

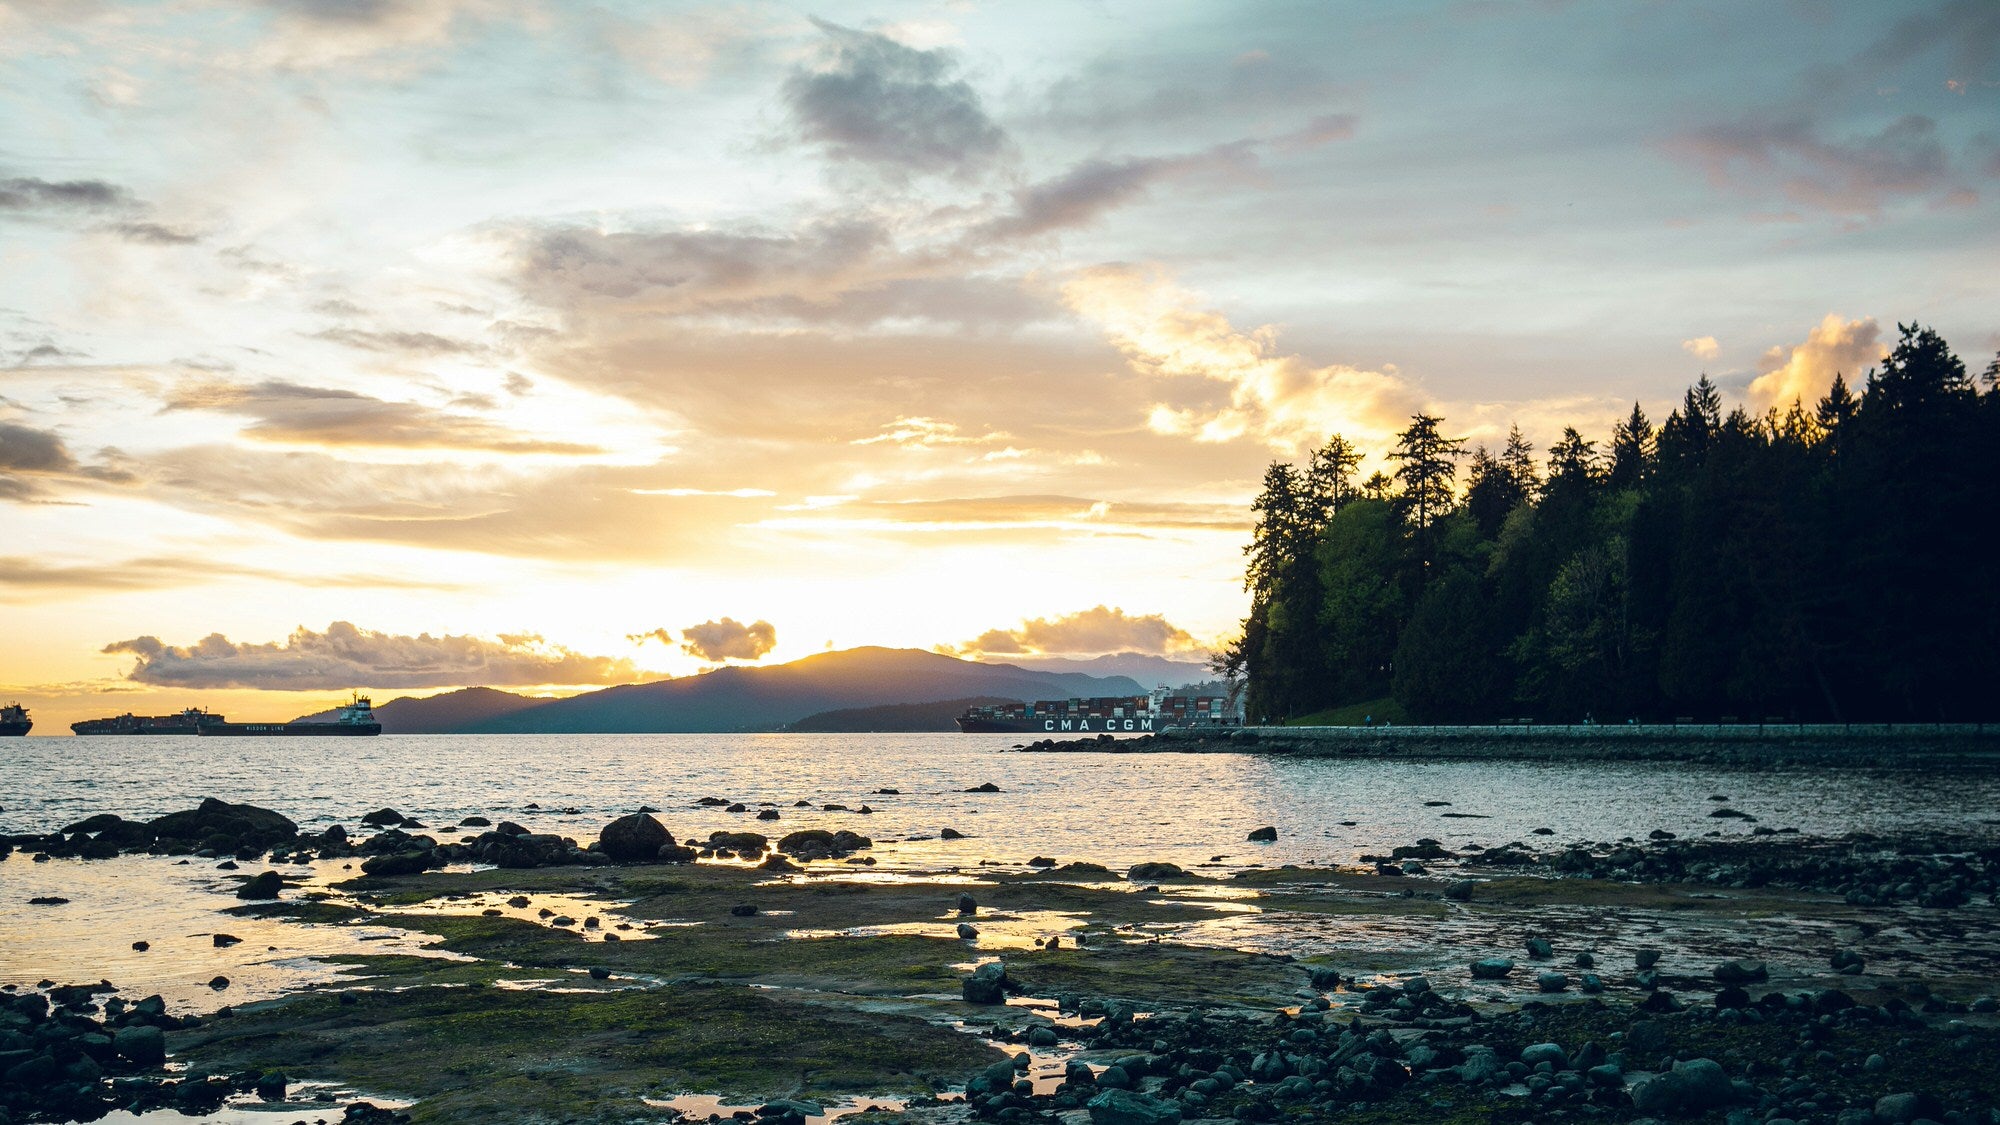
xmin=162 ymin=378 xmax=603 ymax=455
xmin=678 ymin=617 xmax=776 ymax=662
xmin=310 ymin=326 xmax=478 ymax=355
xmin=1667 ymin=114 xmax=1957 ymax=218
xmin=783 ymin=19 xmax=1009 ymax=179
xmin=104 ymin=620 xmax=641 ymax=690
xmin=0 ymin=177 xmax=134 ymax=212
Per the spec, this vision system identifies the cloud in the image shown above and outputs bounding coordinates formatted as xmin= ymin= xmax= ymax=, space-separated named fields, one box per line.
xmin=0 ymin=177 xmax=133 ymax=212
xmin=976 ymin=145 xmax=1257 ymax=242
xmin=1746 ymin=314 xmax=1885 ymax=412
xmin=1681 ymin=336 xmax=1719 ymax=361
xmin=1060 ymin=264 xmax=1421 ymax=453
xmin=243 ymin=0 xmax=514 ymax=74
xmin=0 ymin=555 xmax=461 ymax=596
xmin=162 ymin=378 xmax=603 ymax=455
xmin=679 ymin=617 xmax=776 ymax=662
xmin=0 ymin=420 xmax=130 ymax=499
xmin=103 ymin=620 xmax=640 ymax=690
xmin=626 ymin=627 xmax=674 ymax=646
xmin=1272 ymin=113 xmax=1358 ymax=152
xmin=106 ymin=221 xmax=201 ymax=245
xmin=311 ymin=326 xmax=479 ymax=355
xmin=954 ymin=606 xmax=1203 ymax=658
xmin=783 ymin=18 xmax=1008 ymax=179
xmin=1667 ymin=114 xmax=1955 ymax=218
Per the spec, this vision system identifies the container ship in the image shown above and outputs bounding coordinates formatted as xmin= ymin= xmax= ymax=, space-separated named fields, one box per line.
xmin=1 ymin=702 xmax=30 ymax=736
xmin=72 ymin=695 xmax=380 ymax=737
xmin=957 ymin=687 xmax=1239 ymax=734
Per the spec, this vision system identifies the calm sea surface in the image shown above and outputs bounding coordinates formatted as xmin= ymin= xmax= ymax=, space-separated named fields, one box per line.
xmin=6 ymin=732 xmax=1996 ymax=867
xmin=5 ymin=733 xmax=1998 ymax=1009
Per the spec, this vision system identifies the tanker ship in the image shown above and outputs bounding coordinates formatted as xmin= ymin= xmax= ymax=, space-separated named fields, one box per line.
xmin=957 ymin=687 xmax=1238 ymax=734
xmin=73 ymin=695 xmax=380 ymax=736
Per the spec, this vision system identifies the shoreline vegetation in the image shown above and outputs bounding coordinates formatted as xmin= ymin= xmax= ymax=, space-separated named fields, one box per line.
xmin=3 ymin=795 xmax=1997 ymax=1123
xmin=1214 ymin=324 xmax=2000 ymax=729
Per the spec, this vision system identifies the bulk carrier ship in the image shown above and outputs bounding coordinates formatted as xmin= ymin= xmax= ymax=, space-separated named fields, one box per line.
xmin=957 ymin=686 xmax=1239 ymax=734
xmin=72 ymin=695 xmax=380 ymax=736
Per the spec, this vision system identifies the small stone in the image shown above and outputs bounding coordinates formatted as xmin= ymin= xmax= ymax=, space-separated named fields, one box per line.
xmin=1471 ymin=957 xmax=1515 ymax=979
xmin=1537 ymin=971 xmax=1570 ymax=993
xmin=1525 ymin=937 xmax=1555 ymax=960
xmin=1246 ymin=826 xmax=1277 ymax=842
xmin=957 ymin=922 xmax=979 ymax=940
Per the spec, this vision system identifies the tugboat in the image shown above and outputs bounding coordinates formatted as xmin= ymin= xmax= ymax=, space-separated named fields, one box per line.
xmin=198 ymin=694 xmax=380 ymax=737
xmin=1 ymin=702 xmax=30 ymax=736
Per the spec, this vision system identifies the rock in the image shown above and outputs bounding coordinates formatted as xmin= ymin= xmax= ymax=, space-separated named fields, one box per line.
xmin=1537 ymin=971 xmax=1570 ymax=993
xmin=1525 ymin=937 xmax=1555 ymax=960
xmin=115 ymin=1025 xmax=166 ymax=1065
xmin=459 ymin=816 xmax=491 ymax=827
xmin=1471 ymin=957 xmax=1515 ymax=979
xmin=1086 ymin=1087 xmax=1182 ymax=1125
xmin=956 ymin=923 xmax=979 ymax=939
xmin=1872 ymin=1092 xmax=1940 ymax=1123
xmin=755 ymin=809 xmax=780 ymax=821
xmin=213 ymin=933 xmax=243 ymax=947
xmin=1455 ymin=1046 xmax=1502 ymax=1084
xmin=234 ymin=870 xmax=283 ymax=899
xmin=961 ymin=960 xmax=1007 ymax=1004
xmin=1635 ymin=948 xmax=1662 ymax=969
xmin=360 ymin=850 xmax=431 ymax=877
xmin=255 ymin=1070 xmax=288 ymax=1099
xmin=1444 ymin=879 xmax=1475 ymax=901
xmin=1247 ymin=826 xmax=1277 ymax=842
xmin=1520 ymin=1043 xmax=1568 ymax=1069
xmin=656 ymin=841 xmax=696 ymax=863
xmin=147 ymin=798 xmax=298 ymax=854
xmin=940 ymin=827 xmax=965 ymax=839
xmin=131 ymin=940 xmax=150 ymax=952
xmin=1712 ymin=959 xmax=1768 ymax=985
xmin=588 ymin=967 xmax=611 ymax=980
xmin=1632 ymin=1057 xmax=1734 ymax=1115
xmin=965 ymin=782 xmax=1001 ymax=793
xmin=1830 ymin=949 xmax=1865 ymax=974
xmin=1027 ymin=1025 xmax=1058 ymax=1047
xmin=360 ymin=808 xmax=406 ymax=826
xmin=208 ymin=975 xmax=231 ymax=990
xmin=1127 ymin=861 xmax=1186 ymax=881
xmin=596 ymin=813 xmax=670 ymax=862
xmin=707 ymin=831 xmax=768 ymax=853
xmin=728 ymin=903 xmax=757 ymax=917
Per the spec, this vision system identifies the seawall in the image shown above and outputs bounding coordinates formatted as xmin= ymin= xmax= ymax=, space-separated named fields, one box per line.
xmin=1017 ymin=722 xmax=2000 ymax=767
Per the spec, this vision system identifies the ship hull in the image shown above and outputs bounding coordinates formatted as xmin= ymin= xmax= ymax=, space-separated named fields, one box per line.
xmin=956 ymin=714 xmax=1229 ymax=735
xmin=198 ymin=723 xmax=381 ymax=736
xmin=0 ymin=721 xmax=28 ymax=737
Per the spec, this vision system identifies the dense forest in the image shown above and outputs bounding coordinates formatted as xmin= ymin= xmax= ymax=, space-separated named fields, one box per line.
xmin=1215 ymin=324 xmax=2000 ymax=724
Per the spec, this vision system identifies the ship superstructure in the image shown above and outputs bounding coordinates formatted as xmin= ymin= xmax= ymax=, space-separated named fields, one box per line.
xmin=957 ymin=687 xmax=1238 ymax=734
xmin=1 ymin=702 xmax=29 ymax=737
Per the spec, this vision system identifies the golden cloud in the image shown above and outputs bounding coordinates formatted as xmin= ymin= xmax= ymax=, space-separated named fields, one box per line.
xmin=1747 ymin=314 xmax=1885 ymax=413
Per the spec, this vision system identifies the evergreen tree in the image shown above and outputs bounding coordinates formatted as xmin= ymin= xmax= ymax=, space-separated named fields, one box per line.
xmin=1607 ymin=403 xmax=1654 ymax=489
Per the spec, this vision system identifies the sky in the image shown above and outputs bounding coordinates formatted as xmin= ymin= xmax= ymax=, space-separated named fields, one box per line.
xmin=2 ymin=0 xmax=1996 ymax=728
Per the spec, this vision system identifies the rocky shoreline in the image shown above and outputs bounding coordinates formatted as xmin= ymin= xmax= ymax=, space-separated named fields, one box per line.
xmin=3 ymin=793 xmax=1998 ymax=1124
xmin=1015 ymin=724 xmax=2000 ymax=767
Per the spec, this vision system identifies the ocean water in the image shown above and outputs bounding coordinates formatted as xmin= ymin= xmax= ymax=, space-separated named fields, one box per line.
xmin=6 ymin=733 xmax=1998 ymax=1009
xmin=6 ymin=732 xmax=1997 ymax=869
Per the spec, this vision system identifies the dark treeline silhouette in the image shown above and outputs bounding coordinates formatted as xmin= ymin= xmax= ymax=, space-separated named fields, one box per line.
xmin=1215 ymin=324 xmax=2000 ymax=724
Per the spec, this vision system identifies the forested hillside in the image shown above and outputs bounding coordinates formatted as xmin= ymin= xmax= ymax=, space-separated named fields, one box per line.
xmin=1217 ymin=324 xmax=2000 ymax=724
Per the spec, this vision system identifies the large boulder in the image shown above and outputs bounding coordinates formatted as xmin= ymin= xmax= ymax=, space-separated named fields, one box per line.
xmin=360 ymin=850 xmax=432 ymax=877
xmin=1086 ymin=1088 xmax=1183 ymax=1125
xmin=597 ymin=814 xmax=670 ymax=862
xmin=147 ymin=799 xmax=297 ymax=853
xmin=961 ymin=961 xmax=1007 ymax=1004
xmin=1126 ymin=862 xmax=1186 ymax=882
xmin=234 ymin=870 xmax=284 ymax=899
xmin=1630 ymin=1057 xmax=1735 ymax=1116
xmin=114 ymin=1025 xmax=167 ymax=1066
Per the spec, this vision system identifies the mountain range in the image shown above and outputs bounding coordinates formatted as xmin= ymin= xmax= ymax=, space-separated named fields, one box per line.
xmin=297 ymin=647 xmax=1151 ymax=734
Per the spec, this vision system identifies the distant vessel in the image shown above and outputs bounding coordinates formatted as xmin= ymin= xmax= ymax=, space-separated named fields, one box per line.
xmin=198 ymin=694 xmax=381 ymax=737
xmin=1 ymin=702 xmax=30 ymax=737
xmin=71 ymin=707 xmax=225 ymax=736
xmin=72 ymin=695 xmax=381 ymax=737
xmin=957 ymin=687 xmax=1239 ymax=734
